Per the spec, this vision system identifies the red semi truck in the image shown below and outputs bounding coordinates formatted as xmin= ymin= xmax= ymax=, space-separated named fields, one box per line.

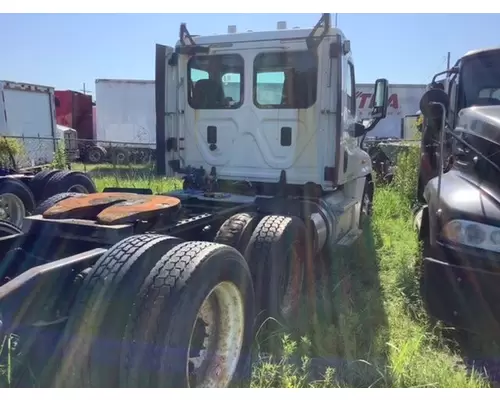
xmin=54 ymin=90 xmax=101 ymax=162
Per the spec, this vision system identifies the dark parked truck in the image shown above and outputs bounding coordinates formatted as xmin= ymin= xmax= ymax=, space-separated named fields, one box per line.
xmin=415 ymin=47 xmax=500 ymax=332
xmin=0 ymin=14 xmax=389 ymax=387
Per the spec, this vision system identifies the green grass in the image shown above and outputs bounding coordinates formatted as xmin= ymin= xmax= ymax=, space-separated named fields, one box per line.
xmin=248 ymin=186 xmax=487 ymax=388
xmin=72 ymin=162 xmax=181 ymax=193
xmin=0 ymin=158 xmax=492 ymax=387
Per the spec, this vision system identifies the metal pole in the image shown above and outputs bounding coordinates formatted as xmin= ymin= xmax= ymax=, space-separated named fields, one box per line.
xmin=334 ymin=14 xmax=338 ymax=27
xmin=446 ymin=52 xmax=451 ymax=70
xmin=435 ymin=102 xmax=447 ymax=212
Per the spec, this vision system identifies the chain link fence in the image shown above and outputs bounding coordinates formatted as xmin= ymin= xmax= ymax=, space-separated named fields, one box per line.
xmin=0 ymin=135 xmax=65 ymax=171
xmin=1 ymin=124 xmax=424 ymax=186
xmin=0 ymin=134 xmax=158 ymax=179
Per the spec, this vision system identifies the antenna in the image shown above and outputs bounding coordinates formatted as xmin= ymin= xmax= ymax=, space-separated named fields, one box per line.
xmin=334 ymin=14 xmax=338 ymax=27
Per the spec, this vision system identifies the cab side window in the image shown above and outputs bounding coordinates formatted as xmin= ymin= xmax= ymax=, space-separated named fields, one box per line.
xmin=346 ymin=61 xmax=356 ymax=115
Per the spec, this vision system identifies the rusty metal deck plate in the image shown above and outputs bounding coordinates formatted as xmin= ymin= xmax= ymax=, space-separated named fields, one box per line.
xmin=43 ymin=192 xmax=181 ymax=225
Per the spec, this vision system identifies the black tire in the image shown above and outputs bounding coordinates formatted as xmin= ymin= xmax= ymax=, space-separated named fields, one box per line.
xmin=0 ymin=177 xmax=36 ymax=229
xmin=121 ymin=241 xmax=255 ymax=388
xmin=214 ymin=212 xmax=261 ymax=255
xmin=54 ymin=234 xmax=183 ymax=387
xmin=383 ymin=172 xmax=394 ymax=184
xmin=29 ymin=169 xmax=61 ymax=202
xmin=42 ymin=171 xmax=97 ymax=200
xmin=33 ymin=192 xmax=86 ymax=215
xmin=244 ymin=215 xmax=307 ymax=325
xmin=360 ymin=177 xmax=374 ymax=225
xmin=0 ymin=220 xmax=22 ymax=237
xmin=111 ymin=148 xmax=130 ymax=165
xmin=85 ymin=146 xmax=107 ymax=164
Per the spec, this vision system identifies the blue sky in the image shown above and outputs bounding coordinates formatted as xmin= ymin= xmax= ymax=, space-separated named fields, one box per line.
xmin=0 ymin=13 xmax=499 ymax=98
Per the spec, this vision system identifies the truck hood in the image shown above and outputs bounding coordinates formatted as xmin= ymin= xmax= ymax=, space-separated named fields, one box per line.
xmin=425 ymin=170 xmax=500 ymax=226
xmin=457 ymin=105 xmax=500 ymax=146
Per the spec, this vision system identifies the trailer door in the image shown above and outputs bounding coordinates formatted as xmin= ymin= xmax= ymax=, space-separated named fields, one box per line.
xmin=0 ymin=81 xmax=56 ymax=167
xmin=155 ymin=44 xmax=179 ymax=177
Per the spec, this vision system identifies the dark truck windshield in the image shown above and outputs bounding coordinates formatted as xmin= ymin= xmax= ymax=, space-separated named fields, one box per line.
xmin=461 ymin=51 xmax=500 ymax=108
xmin=454 ymin=52 xmax=500 ymax=185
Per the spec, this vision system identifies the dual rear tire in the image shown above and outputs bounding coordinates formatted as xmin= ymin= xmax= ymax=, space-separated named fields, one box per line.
xmin=215 ymin=213 xmax=309 ymax=331
xmin=0 ymin=170 xmax=96 ymax=229
xmin=54 ymin=210 xmax=310 ymax=387
xmin=53 ymin=235 xmax=254 ymax=388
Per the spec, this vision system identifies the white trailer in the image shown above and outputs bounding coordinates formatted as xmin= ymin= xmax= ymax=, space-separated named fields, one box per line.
xmin=95 ymin=79 xmax=156 ymax=148
xmin=356 ymin=83 xmax=426 ymax=139
xmin=0 ymin=80 xmax=58 ymax=168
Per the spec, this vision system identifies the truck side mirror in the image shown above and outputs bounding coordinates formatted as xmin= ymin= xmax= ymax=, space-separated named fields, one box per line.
xmin=419 ymin=88 xmax=450 ymax=120
xmin=353 ymin=122 xmax=366 ymax=138
xmin=371 ymin=78 xmax=389 ymax=119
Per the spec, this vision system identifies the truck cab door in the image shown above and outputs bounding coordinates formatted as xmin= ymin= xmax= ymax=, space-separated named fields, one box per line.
xmin=155 ymin=44 xmax=179 ymax=177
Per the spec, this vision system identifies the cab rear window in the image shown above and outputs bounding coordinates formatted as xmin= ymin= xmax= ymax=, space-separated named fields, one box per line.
xmin=253 ymin=51 xmax=318 ymax=109
xmin=187 ymin=54 xmax=244 ymax=110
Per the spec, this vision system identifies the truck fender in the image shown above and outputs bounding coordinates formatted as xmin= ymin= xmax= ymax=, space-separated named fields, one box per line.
xmin=366 ymin=173 xmax=374 ymax=199
xmin=414 ymin=205 xmax=429 ymax=241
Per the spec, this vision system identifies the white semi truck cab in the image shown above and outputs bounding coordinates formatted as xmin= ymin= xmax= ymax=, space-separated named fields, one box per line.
xmin=0 ymin=16 xmax=390 ymax=388
xmin=156 ymin=13 xmax=389 ymax=249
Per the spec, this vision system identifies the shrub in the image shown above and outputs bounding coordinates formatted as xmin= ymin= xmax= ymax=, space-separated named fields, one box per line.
xmin=52 ymin=139 xmax=68 ymax=170
xmin=0 ymin=137 xmax=24 ymax=170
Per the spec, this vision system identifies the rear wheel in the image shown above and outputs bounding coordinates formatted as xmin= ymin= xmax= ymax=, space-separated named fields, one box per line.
xmin=111 ymin=148 xmax=130 ymax=165
xmin=244 ymin=215 xmax=307 ymax=326
xmin=214 ymin=212 xmax=261 ymax=255
xmin=0 ymin=177 xmax=35 ymax=229
xmin=30 ymin=169 xmax=61 ymax=202
xmin=0 ymin=220 xmax=22 ymax=237
xmin=85 ymin=146 xmax=107 ymax=164
xmin=54 ymin=234 xmax=182 ymax=387
xmin=42 ymin=171 xmax=97 ymax=200
xmin=121 ymin=241 xmax=254 ymax=388
xmin=33 ymin=192 xmax=86 ymax=215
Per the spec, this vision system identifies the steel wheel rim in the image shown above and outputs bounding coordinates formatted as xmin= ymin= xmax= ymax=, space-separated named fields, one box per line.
xmin=0 ymin=193 xmax=26 ymax=228
xmin=116 ymin=152 xmax=126 ymax=163
xmin=186 ymin=281 xmax=245 ymax=388
xmin=89 ymin=150 xmax=100 ymax=163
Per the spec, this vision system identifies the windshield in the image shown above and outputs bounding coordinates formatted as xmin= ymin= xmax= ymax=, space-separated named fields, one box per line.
xmin=461 ymin=51 xmax=500 ymax=108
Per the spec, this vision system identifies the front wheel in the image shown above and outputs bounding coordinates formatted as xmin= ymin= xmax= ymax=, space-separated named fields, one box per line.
xmin=360 ymin=177 xmax=374 ymax=226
